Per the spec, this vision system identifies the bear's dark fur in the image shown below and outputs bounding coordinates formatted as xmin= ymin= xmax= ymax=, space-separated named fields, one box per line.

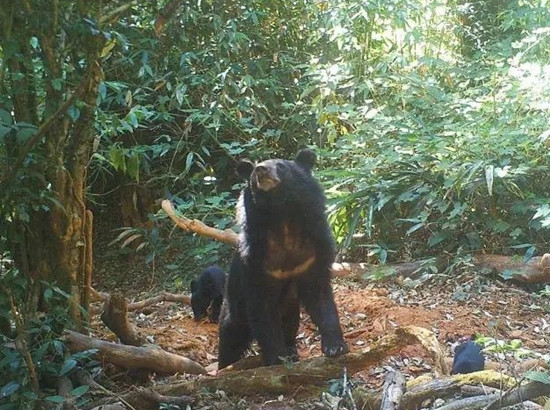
xmin=451 ymin=341 xmax=485 ymax=374
xmin=218 ymin=148 xmax=349 ymax=368
xmin=190 ymin=265 xmax=226 ymax=323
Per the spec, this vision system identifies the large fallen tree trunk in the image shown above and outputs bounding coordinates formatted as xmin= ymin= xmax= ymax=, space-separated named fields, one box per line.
xmin=63 ymin=330 xmax=207 ymax=376
xmin=162 ymin=199 xmax=550 ymax=283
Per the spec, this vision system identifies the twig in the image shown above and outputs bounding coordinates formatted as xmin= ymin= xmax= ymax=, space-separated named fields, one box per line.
xmin=98 ymin=1 xmax=138 ymax=25
xmin=7 ymin=289 xmax=40 ymax=396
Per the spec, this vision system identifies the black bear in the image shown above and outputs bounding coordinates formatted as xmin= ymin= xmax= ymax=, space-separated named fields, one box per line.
xmin=190 ymin=265 xmax=227 ymax=323
xmin=218 ymin=148 xmax=349 ymax=368
xmin=451 ymin=340 xmax=485 ymax=374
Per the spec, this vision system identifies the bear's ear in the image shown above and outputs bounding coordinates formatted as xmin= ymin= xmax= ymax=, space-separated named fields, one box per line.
xmin=295 ymin=148 xmax=316 ymax=172
xmin=236 ymin=159 xmax=255 ymax=180
xmin=190 ymin=280 xmax=197 ymax=292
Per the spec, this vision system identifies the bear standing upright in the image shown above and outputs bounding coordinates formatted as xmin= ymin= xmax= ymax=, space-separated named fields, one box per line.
xmin=218 ymin=148 xmax=349 ymax=368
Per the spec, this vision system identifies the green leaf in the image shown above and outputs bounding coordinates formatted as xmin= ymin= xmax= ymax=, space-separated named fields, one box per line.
xmin=108 ymin=146 xmax=126 ymax=173
xmin=428 ymin=231 xmax=449 ymax=247
xmin=525 ymin=371 xmax=550 ymax=385
xmin=126 ymin=154 xmax=140 ymax=182
xmin=176 ymin=85 xmax=187 ymax=105
xmin=98 ymin=82 xmax=107 ymax=101
xmin=0 ymin=125 xmax=12 ymax=139
xmin=15 ymin=125 xmax=37 ymax=143
xmin=184 ymin=152 xmax=194 ymax=173
xmin=70 ymin=385 xmax=90 ymax=397
xmin=45 ymin=395 xmax=65 ymax=403
xmin=44 ymin=287 xmax=53 ymax=302
xmin=68 ymin=105 xmax=80 ymax=121
xmin=51 ymin=78 xmax=62 ymax=91
xmin=0 ymin=109 xmax=13 ymax=125
xmin=406 ymin=222 xmax=424 ymax=235
xmin=30 ymin=36 xmax=39 ymax=49
xmin=59 ymin=358 xmax=77 ymax=376
xmin=1 ymin=381 xmax=20 ymax=398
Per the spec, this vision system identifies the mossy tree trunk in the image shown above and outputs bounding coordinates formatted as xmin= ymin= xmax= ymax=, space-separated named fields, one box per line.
xmin=0 ymin=1 xmax=106 ymax=326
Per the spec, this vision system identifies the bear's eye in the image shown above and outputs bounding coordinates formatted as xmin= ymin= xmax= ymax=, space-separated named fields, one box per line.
xmin=276 ymin=162 xmax=287 ymax=174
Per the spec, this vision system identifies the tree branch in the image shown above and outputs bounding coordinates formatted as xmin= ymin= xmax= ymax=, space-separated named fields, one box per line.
xmin=161 ymin=199 xmax=239 ymax=246
xmin=1 ymin=71 xmax=91 ymax=184
xmin=99 ymin=1 xmax=139 ymax=25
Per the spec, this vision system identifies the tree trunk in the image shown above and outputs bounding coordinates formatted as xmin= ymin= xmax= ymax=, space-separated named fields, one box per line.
xmin=1 ymin=2 xmax=104 ymax=326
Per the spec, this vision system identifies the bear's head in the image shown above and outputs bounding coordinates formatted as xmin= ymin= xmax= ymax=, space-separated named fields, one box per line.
xmin=190 ymin=280 xmax=210 ymax=320
xmin=237 ymin=148 xmax=316 ymax=195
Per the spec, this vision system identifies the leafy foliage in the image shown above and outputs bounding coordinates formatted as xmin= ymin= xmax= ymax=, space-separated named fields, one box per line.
xmin=86 ymin=0 xmax=550 ymax=268
xmin=0 ymin=267 xmax=96 ymax=409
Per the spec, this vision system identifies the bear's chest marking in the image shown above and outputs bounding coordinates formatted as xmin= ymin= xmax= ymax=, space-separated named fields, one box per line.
xmin=265 ymin=223 xmax=316 ymax=279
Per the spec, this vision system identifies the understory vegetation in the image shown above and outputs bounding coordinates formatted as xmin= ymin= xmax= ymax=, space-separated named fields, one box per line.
xmin=92 ymin=0 xmax=550 ymax=264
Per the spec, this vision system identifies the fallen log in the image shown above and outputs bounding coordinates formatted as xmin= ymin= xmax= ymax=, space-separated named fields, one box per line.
xmin=91 ymin=325 xmax=444 ymax=405
xmin=398 ymin=370 xmax=514 ymax=410
xmin=474 ymin=254 xmax=550 ymax=284
xmin=482 ymin=380 xmax=550 ymax=410
xmin=89 ymin=290 xmax=191 ymax=316
xmin=100 ymin=293 xmax=146 ymax=346
xmin=127 ymin=291 xmax=190 ymax=310
xmin=63 ymin=330 xmax=207 ymax=376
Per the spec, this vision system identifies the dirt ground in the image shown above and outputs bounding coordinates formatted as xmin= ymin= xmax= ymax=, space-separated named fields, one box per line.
xmin=91 ymin=245 xmax=550 ymax=409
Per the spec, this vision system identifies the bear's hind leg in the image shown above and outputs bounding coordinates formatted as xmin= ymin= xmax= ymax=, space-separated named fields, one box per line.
xmin=218 ymin=313 xmax=252 ymax=369
xmin=281 ymin=289 xmax=300 ymax=362
xmin=247 ymin=290 xmax=288 ymax=366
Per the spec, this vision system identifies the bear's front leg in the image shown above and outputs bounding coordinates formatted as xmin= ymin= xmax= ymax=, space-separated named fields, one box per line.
xmin=299 ymin=275 xmax=349 ymax=358
xmin=246 ymin=280 xmax=288 ymax=366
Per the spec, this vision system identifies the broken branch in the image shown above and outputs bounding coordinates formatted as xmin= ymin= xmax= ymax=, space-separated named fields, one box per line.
xmin=162 ymin=199 xmax=238 ymax=245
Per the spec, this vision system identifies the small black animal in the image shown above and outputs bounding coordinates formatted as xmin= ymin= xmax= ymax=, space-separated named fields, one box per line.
xmin=190 ymin=265 xmax=227 ymax=323
xmin=451 ymin=340 xmax=485 ymax=374
xmin=218 ymin=148 xmax=349 ymax=368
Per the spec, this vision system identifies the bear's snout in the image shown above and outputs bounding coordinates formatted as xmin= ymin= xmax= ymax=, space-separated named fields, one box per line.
xmin=254 ymin=163 xmax=281 ymax=191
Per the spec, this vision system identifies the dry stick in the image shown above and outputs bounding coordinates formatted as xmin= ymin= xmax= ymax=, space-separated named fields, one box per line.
xmin=398 ymin=371 xmax=514 ymax=410
xmin=74 ymin=369 xmax=137 ymax=410
xmin=163 ymin=199 xmax=550 ymax=284
xmin=161 ymin=199 xmax=239 ymax=245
